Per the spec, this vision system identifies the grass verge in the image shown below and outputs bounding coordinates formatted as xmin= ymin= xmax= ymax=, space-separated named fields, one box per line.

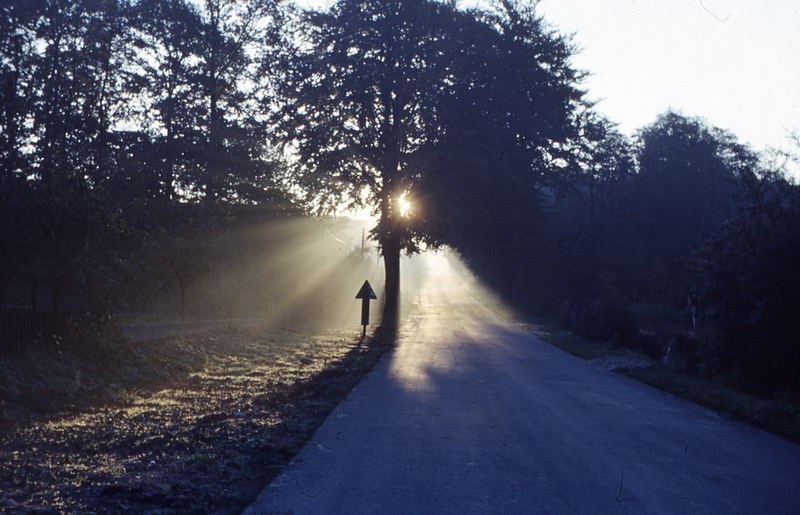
xmin=0 ymin=324 xmax=396 ymax=513
xmin=533 ymin=323 xmax=800 ymax=445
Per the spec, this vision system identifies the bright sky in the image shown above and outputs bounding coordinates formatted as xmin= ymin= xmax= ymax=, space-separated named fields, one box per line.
xmin=296 ymin=0 xmax=800 ymax=170
xmin=534 ymin=0 xmax=800 ymax=153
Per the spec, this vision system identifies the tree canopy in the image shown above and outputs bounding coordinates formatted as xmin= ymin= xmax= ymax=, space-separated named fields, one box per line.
xmin=273 ymin=0 xmax=586 ymax=316
xmin=0 ymin=0 xmax=290 ymax=314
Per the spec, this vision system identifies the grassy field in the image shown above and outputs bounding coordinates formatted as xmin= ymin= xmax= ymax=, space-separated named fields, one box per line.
xmin=532 ymin=322 xmax=800 ymax=444
xmin=0 ymin=324 xmax=396 ymax=512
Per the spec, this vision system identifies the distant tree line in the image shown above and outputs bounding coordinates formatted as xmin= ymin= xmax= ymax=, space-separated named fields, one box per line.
xmin=455 ymin=109 xmax=800 ymax=394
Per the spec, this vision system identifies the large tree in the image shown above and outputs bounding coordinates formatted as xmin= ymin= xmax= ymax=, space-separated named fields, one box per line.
xmin=606 ymin=111 xmax=756 ymax=305
xmin=126 ymin=0 xmax=283 ymax=204
xmin=273 ymin=0 xmax=584 ymax=320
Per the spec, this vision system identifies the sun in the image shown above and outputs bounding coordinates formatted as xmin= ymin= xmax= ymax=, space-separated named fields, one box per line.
xmin=397 ymin=192 xmax=413 ymax=217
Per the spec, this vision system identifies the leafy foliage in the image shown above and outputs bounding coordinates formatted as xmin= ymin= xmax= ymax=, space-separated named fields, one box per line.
xmin=463 ymin=108 xmax=800 ymax=393
xmin=273 ymin=0 xmax=586 ymax=316
xmin=0 ymin=0 xmax=289 ymax=316
xmin=699 ymin=170 xmax=800 ymax=390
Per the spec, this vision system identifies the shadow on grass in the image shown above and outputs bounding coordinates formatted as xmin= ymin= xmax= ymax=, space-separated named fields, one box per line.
xmin=170 ymin=323 xmax=402 ymax=513
xmin=1 ymin=325 xmax=249 ymax=426
xmin=0 ymin=323 xmax=401 ymax=513
xmin=268 ymin=323 xmax=398 ymax=416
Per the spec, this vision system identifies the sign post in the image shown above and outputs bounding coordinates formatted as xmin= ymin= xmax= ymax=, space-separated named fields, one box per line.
xmin=355 ymin=280 xmax=377 ymax=339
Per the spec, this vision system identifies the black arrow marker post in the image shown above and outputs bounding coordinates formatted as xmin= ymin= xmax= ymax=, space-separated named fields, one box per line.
xmin=355 ymin=280 xmax=377 ymax=340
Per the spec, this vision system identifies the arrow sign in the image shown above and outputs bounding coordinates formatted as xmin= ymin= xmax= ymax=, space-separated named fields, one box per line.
xmin=355 ymin=280 xmax=377 ymax=337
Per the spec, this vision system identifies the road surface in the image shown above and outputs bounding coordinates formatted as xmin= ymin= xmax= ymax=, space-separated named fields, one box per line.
xmin=246 ymin=256 xmax=800 ymax=514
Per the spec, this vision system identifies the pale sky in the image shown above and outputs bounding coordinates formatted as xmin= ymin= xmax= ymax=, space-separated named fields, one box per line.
xmin=534 ymin=0 xmax=800 ymax=153
xmin=296 ymin=0 xmax=800 ymax=168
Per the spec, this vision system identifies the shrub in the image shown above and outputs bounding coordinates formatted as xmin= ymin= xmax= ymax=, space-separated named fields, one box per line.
xmin=576 ymin=298 xmax=637 ymax=347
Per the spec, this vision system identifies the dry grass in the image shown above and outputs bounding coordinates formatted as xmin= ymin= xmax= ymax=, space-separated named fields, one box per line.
xmin=534 ymin=324 xmax=644 ymax=360
xmin=0 ymin=325 xmax=318 ymax=421
xmin=0 ymin=324 xmax=396 ymax=512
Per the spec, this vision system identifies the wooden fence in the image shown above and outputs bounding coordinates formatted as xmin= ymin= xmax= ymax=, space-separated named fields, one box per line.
xmin=0 ymin=306 xmax=75 ymax=355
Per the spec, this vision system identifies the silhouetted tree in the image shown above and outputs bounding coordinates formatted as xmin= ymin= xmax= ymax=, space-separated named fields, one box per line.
xmin=4 ymin=0 xmax=133 ymax=310
xmin=633 ymin=112 xmax=746 ymax=263
xmin=126 ymin=0 xmax=284 ymax=204
xmin=125 ymin=0 xmax=206 ymax=201
xmin=568 ymin=113 xmax=635 ymax=222
xmin=0 ymin=0 xmax=288 ymax=315
xmin=417 ymin=0 xmax=585 ymax=238
xmin=0 ymin=2 xmax=38 ymax=299
xmin=274 ymin=0 xmax=585 ymax=319
xmin=700 ymin=165 xmax=800 ymax=391
xmin=272 ymin=0 xmax=457 ymax=319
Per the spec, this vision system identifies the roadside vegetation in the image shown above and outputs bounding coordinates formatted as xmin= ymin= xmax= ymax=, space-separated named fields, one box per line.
xmin=533 ymin=323 xmax=800 ymax=445
xmin=460 ymin=112 xmax=800 ymax=423
xmin=0 ymin=325 xmax=396 ymax=512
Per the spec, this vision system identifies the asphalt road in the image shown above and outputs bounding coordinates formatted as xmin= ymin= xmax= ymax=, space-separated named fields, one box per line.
xmin=246 ymin=257 xmax=800 ymax=514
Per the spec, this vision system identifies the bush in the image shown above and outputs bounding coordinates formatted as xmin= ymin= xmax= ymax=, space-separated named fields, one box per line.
xmin=631 ymin=330 xmax=661 ymax=360
xmin=700 ymin=171 xmax=800 ymax=392
xmin=576 ymin=298 xmax=637 ymax=347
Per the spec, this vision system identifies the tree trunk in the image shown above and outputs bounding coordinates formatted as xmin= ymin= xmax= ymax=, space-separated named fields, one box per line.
xmin=382 ymin=233 xmax=400 ymax=327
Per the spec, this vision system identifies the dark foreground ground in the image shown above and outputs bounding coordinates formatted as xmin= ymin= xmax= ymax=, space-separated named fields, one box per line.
xmin=0 ymin=326 xmax=394 ymax=513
